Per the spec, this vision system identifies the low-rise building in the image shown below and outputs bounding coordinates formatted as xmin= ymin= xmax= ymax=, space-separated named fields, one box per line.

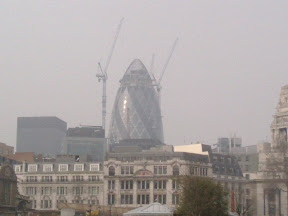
xmin=14 ymin=143 xmax=244 ymax=213
xmin=0 ymin=142 xmax=14 ymax=155
xmin=14 ymin=161 xmax=104 ymax=211
xmin=103 ymin=148 xmax=211 ymax=209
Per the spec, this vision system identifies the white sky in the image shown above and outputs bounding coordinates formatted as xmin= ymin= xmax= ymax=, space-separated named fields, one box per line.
xmin=0 ymin=1 xmax=288 ymax=148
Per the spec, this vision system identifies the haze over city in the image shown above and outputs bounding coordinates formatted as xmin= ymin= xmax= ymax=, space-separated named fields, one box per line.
xmin=1 ymin=0 xmax=288 ymax=148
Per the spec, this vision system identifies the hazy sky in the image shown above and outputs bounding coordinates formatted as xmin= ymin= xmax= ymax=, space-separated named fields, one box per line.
xmin=1 ymin=1 xmax=288 ymax=148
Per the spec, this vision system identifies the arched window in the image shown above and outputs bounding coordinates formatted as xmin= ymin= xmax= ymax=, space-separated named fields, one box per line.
xmin=109 ymin=166 xmax=115 ymax=176
xmin=173 ymin=165 xmax=179 ymax=176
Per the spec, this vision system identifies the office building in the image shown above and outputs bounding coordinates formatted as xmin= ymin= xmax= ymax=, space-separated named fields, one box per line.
xmin=16 ymin=116 xmax=67 ymax=156
xmin=61 ymin=126 xmax=107 ymax=162
xmin=108 ymin=59 xmax=164 ymax=145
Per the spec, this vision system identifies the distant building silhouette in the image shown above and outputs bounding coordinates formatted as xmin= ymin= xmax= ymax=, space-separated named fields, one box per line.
xmin=16 ymin=116 xmax=67 ymax=156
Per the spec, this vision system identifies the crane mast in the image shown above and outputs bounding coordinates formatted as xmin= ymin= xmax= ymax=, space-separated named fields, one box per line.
xmin=155 ymin=38 xmax=178 ymax=106
xmin=96 ymin=19 xmax=123 ymax=131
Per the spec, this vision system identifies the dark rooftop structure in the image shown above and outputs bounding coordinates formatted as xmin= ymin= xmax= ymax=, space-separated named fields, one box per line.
xmin=66 ymin=126 xmax=105 ymax=138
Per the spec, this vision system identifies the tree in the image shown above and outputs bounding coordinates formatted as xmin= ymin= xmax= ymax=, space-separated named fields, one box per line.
xmin=234 ymin=189 xmax=253 ymax=216
xmin=176 ymin=176 xmax=229 ymax=216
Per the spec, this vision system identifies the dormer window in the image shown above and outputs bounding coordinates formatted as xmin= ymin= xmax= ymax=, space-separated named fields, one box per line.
xmin=90 ymin=164 xmax=100 ymax=172
xmin=43 ymin=164 xmax=53 ymax=172
xmin=28 ymin=164 xmax=37 ymax=172
xmin=59 ymin=164 xmax=68 ymax=172
xmin=14 ymin=165 xmax=22 ymax=173
xmin=74 ymin=164 xmax=84 ymax=172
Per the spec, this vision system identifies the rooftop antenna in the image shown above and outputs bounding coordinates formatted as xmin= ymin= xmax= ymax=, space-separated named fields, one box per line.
xmin=153 ymin=38 xmax=178 ymax=105
xmin=96 ymin=18 xmax=123 ymax=131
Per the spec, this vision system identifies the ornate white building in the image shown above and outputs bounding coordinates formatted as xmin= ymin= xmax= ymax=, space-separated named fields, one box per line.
xmin=14 ymin=161 xmax=103 ymax=210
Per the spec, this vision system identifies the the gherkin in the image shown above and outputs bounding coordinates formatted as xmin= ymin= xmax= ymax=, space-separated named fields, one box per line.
xmin=108 ymin=59 xmax=164 ymax=144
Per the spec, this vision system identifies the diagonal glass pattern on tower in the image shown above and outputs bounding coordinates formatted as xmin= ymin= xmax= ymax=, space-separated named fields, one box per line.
xmin=108 ymin=59 xmax=164 ymax=145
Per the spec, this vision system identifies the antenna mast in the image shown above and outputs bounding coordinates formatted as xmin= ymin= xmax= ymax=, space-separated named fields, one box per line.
xmin=96 ymin=18 xmax=123 ymax=131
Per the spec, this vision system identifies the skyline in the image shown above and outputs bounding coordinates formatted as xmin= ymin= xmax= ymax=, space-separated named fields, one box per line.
xmin=1 ymin=1 xmax=288 ymax=147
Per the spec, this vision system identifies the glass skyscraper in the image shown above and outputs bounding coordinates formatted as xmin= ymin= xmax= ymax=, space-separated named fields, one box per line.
xmin=108 ymin=59 xmax=164 ymax=144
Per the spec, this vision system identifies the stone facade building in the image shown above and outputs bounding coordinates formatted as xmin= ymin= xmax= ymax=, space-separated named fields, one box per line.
xmin=238 ymin=85 xmax=288 ymax=216
xmin=14 ymin=161 xmax=103 ymax=211
xmin=103 ymin=144 xmax=244 ymax=211
xmin=271 ymin=85 xmax=288 ymax=148
xmin=103 ymin=149 xmax=211 ymax=209
xmin=14 ymin=144 xmax=244 ymax=213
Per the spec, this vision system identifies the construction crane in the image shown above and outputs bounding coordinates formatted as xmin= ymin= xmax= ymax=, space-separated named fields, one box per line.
xmin=96 ymin=18 xmax=123 ymax=131
xmin=152 ymin=38 xmax=178 ymax=105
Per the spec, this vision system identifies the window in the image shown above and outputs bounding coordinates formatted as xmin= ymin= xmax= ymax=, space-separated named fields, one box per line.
xmin=41 ymin=199 xmax=52 ymax=209
xmin=137 ymin=180 xmax=149 ymax=190
xmin=173 ymin=165 xmax=180 ymax=176
xmin=245 ymin=174 xmax=250 ymax=180
xmin=154 ymin=194 xmax=166 ymax=204
xmin=89 ymin=175 xmax=100 ymax=181
xmin=245 ymin=155 xmax=249 ymax=161
xmin=74 ymin=164 xmax=84 ymax=171
xmin=57 ymin=187 xmax=67 ymax=195
xmin=43 ymin=164 xmax=53 ymax=172
xmin=41 ymin=187 xmax=52 ymax=195
xmin=108 ymin=180 xmax=115 ymax=190
xmin=73 ymin=175 xmax=84 ymax=182
xmin=109 ymin=166 xmax=115 ymax=176
xmin=90 ymin=164 xmax=100 ymax=171
xmin=108 ymin=194 xmax=115 ymax=205
xmin=120 ymin=166 xmax=134 ymax=175
xmin=121 ymin=180 xmax=134 ymax=190
xmin=172 ymin=194 xmax=179 ymax=205
xmin=41 ymin=176 xmax=53 ymax=182
xmin=26 ymin=176 xmax=38 ymax=182
xmin=14 ymin=165 xmax=22 ymax=173
xmin=190 ymin=167 xmax=208 ymax=176
xmin=33 ymin=200 xmax=37 ymax=208
xmin=59 ymin=164 xmax=68 ymax=172
xmin=28 ymin=164 xmax=37 ymax=172
xmin=172 ymin=180 xmax=180 ymax=190
xmin=88 ymin=186 xmax=99 ymax=195
xmin=72 ymin=187 xmax=83 ymax=195
xmin=57 ymin=176 xmax=68 ymax=182
xmin=26 ymin=187 xmax=37 ymax=196
xmin=154 ymin=180 xmax=167 ymax=189
xmin=154 ymin=166 xmax=167 ymax=174
xmin=137 ymin=194 xmax=149 ymax=204
xmin=121 ymin=194 xmax=133 ymax=204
